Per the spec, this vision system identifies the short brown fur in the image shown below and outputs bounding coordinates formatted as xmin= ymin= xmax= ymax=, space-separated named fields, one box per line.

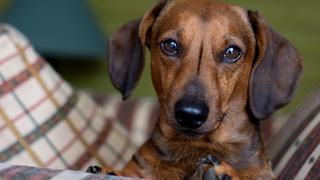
xmin=106 ymin=0 xmax=303 ymax=179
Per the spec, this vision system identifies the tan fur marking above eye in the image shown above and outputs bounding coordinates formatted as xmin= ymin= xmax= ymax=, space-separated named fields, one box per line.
xmin=230 ymin=6 xmax=251 ymax=27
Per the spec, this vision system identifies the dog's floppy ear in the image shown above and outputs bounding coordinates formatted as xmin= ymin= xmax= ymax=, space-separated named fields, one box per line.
xmin=108 ymin=0 xmax=168 ymax=100
xmin=248 ymin=11 xmax=303 ymax=119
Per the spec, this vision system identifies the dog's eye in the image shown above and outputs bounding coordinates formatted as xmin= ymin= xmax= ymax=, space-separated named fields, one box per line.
xmin=160 ymin=39 xmax=179 ymax=57
xmin=223 ymin=46 xmax=242 ymax=63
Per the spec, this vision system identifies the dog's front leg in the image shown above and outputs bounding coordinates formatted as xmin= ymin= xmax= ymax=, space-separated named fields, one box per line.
xmin=189 ymin=155 xmax=240 ymax=180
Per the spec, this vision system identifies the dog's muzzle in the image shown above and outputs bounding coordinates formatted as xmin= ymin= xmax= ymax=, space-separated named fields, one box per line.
xmin=174 ymin=98 xmax=209 ymax=129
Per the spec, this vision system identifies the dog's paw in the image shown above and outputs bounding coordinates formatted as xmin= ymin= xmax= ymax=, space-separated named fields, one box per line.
xmin=85 ymin=165 xmax=119 ymax=176
xmin=188 ymin=155 xmax=238 ymax=180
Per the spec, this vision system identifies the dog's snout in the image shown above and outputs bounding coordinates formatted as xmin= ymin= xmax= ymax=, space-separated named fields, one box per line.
xmin=174 ymin=98 xmax=209 ymax=129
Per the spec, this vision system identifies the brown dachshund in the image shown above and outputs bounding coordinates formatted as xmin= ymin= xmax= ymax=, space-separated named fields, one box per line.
xmin=88 ymin=0 xmax=303 ymax=179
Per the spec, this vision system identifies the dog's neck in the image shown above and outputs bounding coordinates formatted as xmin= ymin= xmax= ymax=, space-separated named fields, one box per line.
xmin=148 ymin=107 xmax=268 ymax=171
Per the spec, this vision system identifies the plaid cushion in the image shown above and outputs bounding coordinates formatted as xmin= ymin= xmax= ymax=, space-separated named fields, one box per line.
xmin=267 ymin=88 xmax=320 ymax=179
xmin=0 ymin=163 xmax=140 ymax=180
xmin=0 ymin=24 xmax=140 ymax=171
xmin=91 ymin=93 xmax=158 ymax=146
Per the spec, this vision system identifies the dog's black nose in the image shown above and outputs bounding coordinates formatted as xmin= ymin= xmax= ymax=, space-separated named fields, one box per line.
xmin=174 ymin=99 xmax=209 ymax=129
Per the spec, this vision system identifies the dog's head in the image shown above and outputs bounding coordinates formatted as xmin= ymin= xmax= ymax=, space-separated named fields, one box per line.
xmin=108 ymin=0 xmax=302 ymax=136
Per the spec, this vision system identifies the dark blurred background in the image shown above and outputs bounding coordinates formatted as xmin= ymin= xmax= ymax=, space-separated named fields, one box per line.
xmin=0 ymin=0 xmax=319 ymax=115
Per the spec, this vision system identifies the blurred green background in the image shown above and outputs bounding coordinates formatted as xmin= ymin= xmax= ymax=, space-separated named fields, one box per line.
xmin=0 ymin=0 xmax=319 ymax=114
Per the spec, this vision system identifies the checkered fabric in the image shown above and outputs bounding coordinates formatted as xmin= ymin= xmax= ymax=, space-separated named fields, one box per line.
xmin=0 ymin=24 xmax=150 ymax=171
xmin=267 ymin=88 xmax=320 ymax=179
xmin=91 ymin=93 xmax=158 ymax=146
xmin=0 ymin=163 xmax=139 ymax=180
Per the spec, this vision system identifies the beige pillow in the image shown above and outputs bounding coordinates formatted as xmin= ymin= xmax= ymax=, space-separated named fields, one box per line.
xmin=0 ymin=24 xmax=141 ymax=171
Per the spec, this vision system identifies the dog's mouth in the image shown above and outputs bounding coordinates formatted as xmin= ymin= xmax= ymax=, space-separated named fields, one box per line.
xmin=176 ymin=127 xmax=208 ymax=137
xmin=180 ymin=129 xmax=203 ymax=136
